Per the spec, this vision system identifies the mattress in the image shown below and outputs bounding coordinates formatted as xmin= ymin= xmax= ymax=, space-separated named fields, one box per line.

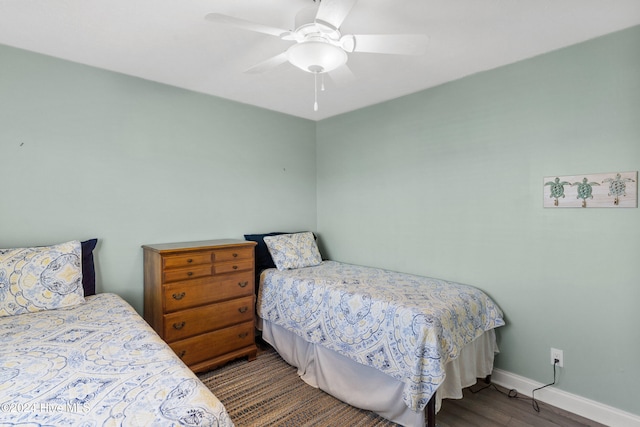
xmin=257 ymin=260 xmax=505 ymax=413
xmin=0 ymin=293 xmax=233 ymax=426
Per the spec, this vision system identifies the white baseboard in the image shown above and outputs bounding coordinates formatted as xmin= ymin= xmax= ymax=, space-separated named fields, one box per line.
xmin=491 ymin=369 xmax=640 ymax=427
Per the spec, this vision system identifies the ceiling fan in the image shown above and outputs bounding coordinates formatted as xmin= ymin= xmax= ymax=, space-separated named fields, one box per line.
xmin=206 ymin=0 xmax=428 ymax=111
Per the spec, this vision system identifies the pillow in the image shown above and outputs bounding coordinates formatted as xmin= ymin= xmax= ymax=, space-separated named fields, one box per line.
xmin=244 ymin=232 xmax=319 ymax=272
xmin=263 ymin=232 xmax=322 ymax=271
xmin=81 ymin=239 xmax=98 ymax=296
xmin=0 ymin=240 xmax=85 ymax=317
xmin=244 ymin=232 xmax=290 ymax=271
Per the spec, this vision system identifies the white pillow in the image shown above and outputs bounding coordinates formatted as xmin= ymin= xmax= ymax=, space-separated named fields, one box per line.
xmin=0 ymin=240 xmax=85 ymax=317
xmin=263 ymin=232 xmax=322 ymax=271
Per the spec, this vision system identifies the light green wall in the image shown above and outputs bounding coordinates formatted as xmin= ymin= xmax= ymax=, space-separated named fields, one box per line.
xmin=316 ymin=26 xmax=640 ymax=415
xmin=0 ymin=44 xmax=317 ymax=314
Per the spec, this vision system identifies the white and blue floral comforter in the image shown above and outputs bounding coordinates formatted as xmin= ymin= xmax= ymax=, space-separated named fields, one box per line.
xmin=0 ymin=293 xmax=233 ymax=427
xmin=257 ymin=261 xmax=505 ymax=412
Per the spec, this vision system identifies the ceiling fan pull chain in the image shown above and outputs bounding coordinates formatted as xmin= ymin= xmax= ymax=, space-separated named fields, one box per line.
xmin=314 ymin=73 xmax=319 ymax=111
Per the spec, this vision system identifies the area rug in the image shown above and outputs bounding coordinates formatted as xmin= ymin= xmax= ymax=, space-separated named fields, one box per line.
xmin=198 ymin=346 xmax=398 ymax=426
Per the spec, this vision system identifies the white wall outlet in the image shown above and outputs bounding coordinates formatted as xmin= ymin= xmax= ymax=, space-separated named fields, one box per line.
xmin=551 ymin=347 xmax=564 ymax=368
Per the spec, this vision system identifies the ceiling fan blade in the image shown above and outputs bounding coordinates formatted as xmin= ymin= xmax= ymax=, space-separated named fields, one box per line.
xmin=327 ymin=64 xmax=356 ymax=87
xmin=314 ymin=0 xmax=358 ymax=30
xmin=351 ymin=34 xmax=429 ymax=56
xmin=244 ymin=52 xmax=289 ymax=74
xmin=205 ymin=13 xmax=290 ymax=38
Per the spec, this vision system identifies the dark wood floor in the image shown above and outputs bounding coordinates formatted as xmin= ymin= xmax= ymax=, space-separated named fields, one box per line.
xmin=436 ymin=383 xmax=606 ymax=427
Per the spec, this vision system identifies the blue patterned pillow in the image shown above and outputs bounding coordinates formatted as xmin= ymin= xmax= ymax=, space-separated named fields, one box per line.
xmin=263 ymin=232 xmax=322 ymax=271
xmin=0 ymin=240 xmax=85 ymax=317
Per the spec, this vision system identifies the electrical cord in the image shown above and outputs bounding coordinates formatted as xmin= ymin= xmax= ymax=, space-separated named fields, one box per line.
xmin=470 ymin=359 xmax=559 ymax=413
xmin=530 ymin=358 xmax=559 ymax=411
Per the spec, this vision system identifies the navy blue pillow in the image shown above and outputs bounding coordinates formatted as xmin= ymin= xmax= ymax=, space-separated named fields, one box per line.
xmin=244 ymin=233 xmax=288 ymax=271
xmin=81 ymin=239 xmax=98 ymax=296
xmin=244 ymin=232 xmax=318 ymax=272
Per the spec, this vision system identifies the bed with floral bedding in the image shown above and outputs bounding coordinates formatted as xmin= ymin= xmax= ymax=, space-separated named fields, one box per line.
xmin=248 ymin=231 xmax=505 ymax=427
xmin=0 ymin=240 xmax=233 ymax=427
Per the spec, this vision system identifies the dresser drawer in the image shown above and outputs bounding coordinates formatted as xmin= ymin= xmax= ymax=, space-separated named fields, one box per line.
xmin=163 ymin=252 xmax=212 ymax=269
xmin=163 ymin=272 xmax=253 ymax=312
xmin=213 ymin=259 xmax=253 ymax=274
xmin=169 ymin=321 xmax=254 ymax=367
xmin=163 ymin=264 xmax=212 ymax=283
xmin=163 ymin=295 xmax=254 ymax=342
xmin=213 ymin=247 xmax=253 ymax=262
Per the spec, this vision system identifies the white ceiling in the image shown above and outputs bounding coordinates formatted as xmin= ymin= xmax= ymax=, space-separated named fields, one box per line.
xmin=1 ymin=0 xmax=639 ymax=121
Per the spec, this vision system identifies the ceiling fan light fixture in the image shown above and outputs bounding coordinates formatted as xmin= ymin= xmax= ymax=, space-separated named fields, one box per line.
xmin=287 ymin=41 xmax=347 ymax=73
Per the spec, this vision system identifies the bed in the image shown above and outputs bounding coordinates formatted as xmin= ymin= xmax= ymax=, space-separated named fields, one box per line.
xmin=248 ymin=232 xmax=505 ymax=427
xmin=0 ymin=240 xmax=233 ymax=427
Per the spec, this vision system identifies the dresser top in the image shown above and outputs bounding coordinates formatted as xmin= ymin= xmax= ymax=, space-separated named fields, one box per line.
xmin=142 ymin=239 xmax=256 ymax=253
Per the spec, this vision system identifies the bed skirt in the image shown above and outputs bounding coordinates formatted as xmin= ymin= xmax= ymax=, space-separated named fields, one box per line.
xmin=262 ymin=320 xmax=498 ymax=427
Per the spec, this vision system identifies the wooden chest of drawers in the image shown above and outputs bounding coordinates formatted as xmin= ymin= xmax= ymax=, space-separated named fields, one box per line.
xmin=142 ymin=239 xmax=258 ymax=373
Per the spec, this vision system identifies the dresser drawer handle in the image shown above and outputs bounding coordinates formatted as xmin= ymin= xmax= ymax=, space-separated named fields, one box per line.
xmin=238 ymin=281 xmax=248 ymax=288
xmin=238 ymin=306 xmax=248 ymax=314
xmin=233 ymin=253 xmax=238 ymax=258
xmin=238 ymin=332 xmax=249 ymax=339
xmin=187 ymin=271 xmax=193 ymax=276
xmin=178 ymin=350 xmax=186 ymax=358
xmin=187 ymin=258 xmax=193 ymax=263
xmin=172 ymin=292 xmax=186 ymax=300
xmin=232 ymin=265 xmax=238 ymax=270
xmin=173 ymin=321 xmax=186 ymax=330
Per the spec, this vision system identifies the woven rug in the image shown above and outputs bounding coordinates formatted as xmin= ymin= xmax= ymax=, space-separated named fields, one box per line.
xmin=198 ymin=346 xmax=398 ymax=426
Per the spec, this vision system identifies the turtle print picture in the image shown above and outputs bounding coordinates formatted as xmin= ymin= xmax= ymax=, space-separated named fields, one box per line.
xmin=543 ymin=171 xmax=637 ymax=208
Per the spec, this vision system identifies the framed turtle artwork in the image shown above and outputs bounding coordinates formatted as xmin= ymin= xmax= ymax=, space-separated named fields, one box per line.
xmin=543 ymin=171 xmax=637 ymax=208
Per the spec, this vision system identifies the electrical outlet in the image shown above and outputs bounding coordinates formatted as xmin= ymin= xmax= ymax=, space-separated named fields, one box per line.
xmin=550 ymin=348 xmax=564 ymax=368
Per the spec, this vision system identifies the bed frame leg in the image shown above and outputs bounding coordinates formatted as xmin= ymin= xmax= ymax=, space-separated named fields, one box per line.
xmin=426 ymin=393 xmax=436 ymax=427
